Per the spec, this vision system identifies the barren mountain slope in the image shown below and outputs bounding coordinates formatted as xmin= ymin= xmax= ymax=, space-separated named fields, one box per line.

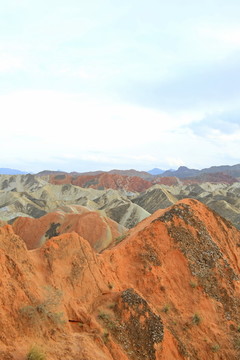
xmin=0 ymin=199 xmax=240 ymax=359
xmin=172 ymin=183 xmax=240 ymax=229
xmin=134 ymin=182 xmax=240 ymax=229
xmin=0 ymin=175 xmax=150 ymax=228
xmin=132 ymin=185 xmax=178 ymax=213
xmin=1 ymin=174 xmax=240 ymax=230
xmin=46 ymin=173 xmax=240 ymax=228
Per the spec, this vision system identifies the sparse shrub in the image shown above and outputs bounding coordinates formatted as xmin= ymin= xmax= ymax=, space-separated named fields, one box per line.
xmin=20 ymin=304 xmax=64 ymax=325
xmin=20 ymin=305 xmax=38 ymax=324
xmin=237 ymin=325 xmax=240 ymax=333
xmin=211 ymin=344 xmax=220 ymax=352
xmin=161 ymin=304 xmax=170 ymax=313
xmin=190 ymin=281 xmax=197 ymax=288
xmin=107 ymin=320 xmax=117 ymax=330
xmin=98 ymin=310 xmax=117 ymax=331
xmin=102 ymin=331 xmax=109 ymax=344
xmin=234 ymin=337 xmax=240 ymax=350
xmin=108 ymin=282 xmax=114 ymax=290
xmin=192 ymin=313 xmax=201 ymax=325
xmin=115 ymin=234 xmax=127 ymax=244
xmin=42 ymin=285 xmax=63 ymax=307
xmin=26 ymin=346 xmax=45 ymax=360
xmin=98 ymin=311 xmax=110 ymax=321
xmin=20 ymin=286 xmax=65 ymax=326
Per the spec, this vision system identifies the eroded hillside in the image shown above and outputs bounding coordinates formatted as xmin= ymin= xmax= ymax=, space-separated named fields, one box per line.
xmin=0 ymin=174 xmax=240 ymax=230
xmin=0 ymin=199 xmax=240 ymax=359
xmin=0 ymin=175 xmax=150 ymax=229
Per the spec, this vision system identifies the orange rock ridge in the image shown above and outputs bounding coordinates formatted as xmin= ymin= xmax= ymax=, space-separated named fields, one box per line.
xmin=0 ymin=199 xmax=240 ymax=359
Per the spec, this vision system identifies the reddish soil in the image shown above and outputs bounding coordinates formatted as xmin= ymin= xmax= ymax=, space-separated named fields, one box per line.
xmin=0 ymin=199 xmax=240 ymax=359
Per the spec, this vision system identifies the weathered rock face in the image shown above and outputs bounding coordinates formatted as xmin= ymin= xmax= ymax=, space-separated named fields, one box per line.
xmin=132 ymin=185 xmax=178 ymax=213
xmin=96 ymin=288 xmax=164 ymax=360
xmin=0 ymin=199 xmax=240 ymax=359
xmin=117 ymin=289 xmax=164 ymax=360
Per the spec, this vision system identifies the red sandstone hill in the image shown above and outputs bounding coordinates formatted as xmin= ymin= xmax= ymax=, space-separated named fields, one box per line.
xmin=50 ymin=172 xmax=152 ymax=192
xmin=49 ymin=172 xmax=181 ymax=192
xmin=0 ymin=199 xmax=240 ymax=359
xmin=48 ymin=172 xmax=238 ymax=193
xmin=12 ymin=208 xmax=125 ymax=252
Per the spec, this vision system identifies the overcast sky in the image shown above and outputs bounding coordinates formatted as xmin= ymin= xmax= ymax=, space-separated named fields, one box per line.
xmin=1 ymin=0 xmax=240 ymax=173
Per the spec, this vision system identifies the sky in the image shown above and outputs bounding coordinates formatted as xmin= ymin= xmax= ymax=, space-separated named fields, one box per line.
xmin=1 ymin=0 xmax=240 ymax=173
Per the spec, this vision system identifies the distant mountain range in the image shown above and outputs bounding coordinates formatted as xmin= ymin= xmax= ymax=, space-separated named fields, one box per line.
xmin=147 ymin=168 xmax=165 ymax=175
xmin=2 ymin=163 xmax=240 ymax=179
xmin=37 ymin=168 xmax=153 ymax=180
xmin=0 ymin=168 xmax=28 ymax=175
xmin=160 ymin=164 xmax=240 ymax=178
xmin=36 ymin=163 xmax=240 ymax=185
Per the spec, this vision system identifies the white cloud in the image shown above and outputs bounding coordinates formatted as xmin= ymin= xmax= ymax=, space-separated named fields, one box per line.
xmin=0 ymin=90 xmax=198 ymax=150
xmin=165 ymin=157 xmax=185 ymax=168
xmin=209 ymin=131 xmax=240 ymax=143
xmin=57 ymin=67 xmax=93 ymax=79
xmin=2 ymin=89 xmax=238 ymax=172
xmin=0 ymin=89 xmax=205 ymax=171
xmin=0 ymin=1 xmax=240 ymax=172
xmin=199 ymin=26 xmax=240 ymax=50
xmin=0 ymin=52 xmax=23 ymax=72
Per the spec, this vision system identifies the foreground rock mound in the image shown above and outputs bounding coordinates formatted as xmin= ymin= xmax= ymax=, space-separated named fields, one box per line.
xmin=0 ymin=199 xmax=240 ymax=359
